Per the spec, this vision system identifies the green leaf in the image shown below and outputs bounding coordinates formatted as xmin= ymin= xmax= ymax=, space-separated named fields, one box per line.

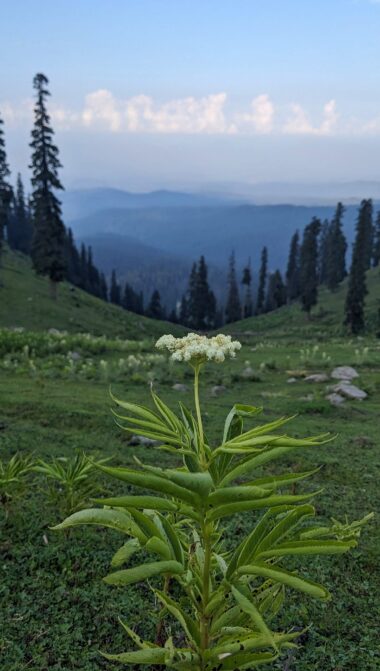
xmin=208 ymin=485 xmax=273 ymax=506
xmin=92 ymin=495 xmax=178 ymax=511
xmin=237 ymin=561 xmax=331 ymax=600
xmin=100 ymin=648 xmax=166 ymax=664
xmin=254 ymin=505 xmax=315 ymax=556
xmin=145 ymin=536 xmax=173 ymax=559
xmin=110 ymin=391 xmax=161 ymax=424
xmin=104 ymin=560 xmax=185 ymax=586
xmin=231 ymin=586 xmax=277 ymax=651
xmin=111 ymin=539 xmax=140 ymax=567
xmin=52 ymin=508 xmax=132 ymax=534
xmin=155 ymin=589 xmax=200 ymax=647
xmin=208 ymin=492 xmax=317 ymax=521
xmin=248 ymin=467 xmax=320 ymax=490
xmin=218 ymin=651 xmax=278 ymax=670
xmin=257 ymin=539 xmax=357 ymax=558
xmin=118 ymin=617 xmax=156 ymax=648
xmin=156 ymin=512 xmax=184 ymax=564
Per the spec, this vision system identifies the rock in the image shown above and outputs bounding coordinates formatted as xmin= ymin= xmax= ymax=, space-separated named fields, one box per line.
xmin=69 ymin=351 xmax=81 ymax=361
xmin=211 ymin=385 xmax=227 ymax=397
xmin=241 ymin=367 xmax=255 ymax=379
xmin=172 ymin=383 xmax=188 ymax=392
xmin=300 ymin=394 xmax=314 ymax=401
xmin=331 ymin=366 xmax=359 ymax=381
xmin=305 ymin=374 xmax=329 ymax=383
xmin=332 ymin=382 xmax=367 ymax=400
xmin=326 ymin=392 xmax=345 ymax=407
xmin=287 ymin=377 xmax=297 ymax=384
xmin=128 ymin=435 xmax=158 ymax=446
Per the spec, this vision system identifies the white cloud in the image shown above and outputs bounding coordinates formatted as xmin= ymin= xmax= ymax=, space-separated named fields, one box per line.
xmin=238 ymin=94 xmax=274 ymax=134
xmin=82 ymin=89 xmax=121 ymax=132
xmin=283 ymin=99 xmax=338 ymax=136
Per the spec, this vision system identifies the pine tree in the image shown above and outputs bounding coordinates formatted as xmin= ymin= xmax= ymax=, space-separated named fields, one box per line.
xmin=318 ymin=220 xmax=330 ymax=285
xmin=30 ymin=73 xmax=65 ymax=299
xmin=372 ymin=211 xmax=380 ymax=267
xmin=241 ymin=260 xmax=253 ymax=318
xmin=79 ymin=244 xmax=88 ymax=290
xmin=300 ymin=217 xmax=321 ymax=315
xmin=344 ymin=202 xmax=371 ymax=334
xmin=179 ymin=294 xmax=190 ymax=326
xmin=100 ymin=273 xmax=108 ymax=301
xmin=185 ymin=257 xmax=216 ymax=329
xmin=146 ymin=289 xmax=164 ymax=320
xmin=0 ymin=114 xmax=12 ymax=262
xmin=326 ymin=202 xmax=347 ymax=291
xmin=285 ymin=231 xmax=300 ymax=302
xmin=8 ymin=174 xmax=33 ymax=254
xmin=256 ymin=246 xmax=268 ymax=314
xmin=265 ymin=270 xmax=286 ymax=313
xmin=225 ymin=252 xmax=241 ymax=324
xmin=110 ymin=269 xmax=121 ymax=305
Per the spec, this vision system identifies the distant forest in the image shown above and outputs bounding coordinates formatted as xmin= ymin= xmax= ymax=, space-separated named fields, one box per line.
xmin=1 ymin=73 xmax=379 ymax=334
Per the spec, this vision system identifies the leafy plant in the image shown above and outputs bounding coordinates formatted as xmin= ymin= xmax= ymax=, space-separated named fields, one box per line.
xmin=0 ymin=453 xmax=34 ymax=518
xmin=54 ymin=333 xmax=372 ymax=670
xmin=36 ymin=453 xmax=105 ymax=518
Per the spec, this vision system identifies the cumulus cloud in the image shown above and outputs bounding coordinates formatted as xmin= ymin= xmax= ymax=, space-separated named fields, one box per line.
xmin=238 ymin=94 xmax=274 ymax=134
xmin=82 ymin=89 xmax=121 ymax=132
xmin=283 ymin=99 xmax=338 ymax=136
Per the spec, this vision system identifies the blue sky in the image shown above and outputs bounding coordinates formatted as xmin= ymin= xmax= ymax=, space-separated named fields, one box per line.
xmin=2 ymin=0 xmax=380 ymax=189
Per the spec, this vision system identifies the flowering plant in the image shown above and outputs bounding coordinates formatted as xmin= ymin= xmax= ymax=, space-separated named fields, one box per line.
xmin=55 ymin=333 xmax=371 ymax=670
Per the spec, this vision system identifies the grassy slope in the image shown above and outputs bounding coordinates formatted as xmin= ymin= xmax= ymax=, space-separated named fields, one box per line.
xmin=224 ymin=266 xmax=380 ymax=339
xmin=0 ymin=247 xmax=185 ymax=339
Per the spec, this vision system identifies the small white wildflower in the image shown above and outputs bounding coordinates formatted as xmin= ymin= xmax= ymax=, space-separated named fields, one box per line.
xmin=155 ymin=333 xmax=241 ymax=365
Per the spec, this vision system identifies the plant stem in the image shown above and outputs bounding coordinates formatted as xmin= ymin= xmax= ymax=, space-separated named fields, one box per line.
xmin=200 ymin=522 xmax=212 ymax=670
xmin=193 ymin=364 xmax=205 ymax=461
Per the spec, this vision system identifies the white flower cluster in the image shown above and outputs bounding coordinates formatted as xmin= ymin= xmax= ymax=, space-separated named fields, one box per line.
xmin=155 ymin=333 xmax=241 ymax=364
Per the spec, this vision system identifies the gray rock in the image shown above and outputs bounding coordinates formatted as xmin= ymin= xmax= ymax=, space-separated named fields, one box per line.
xmin=326 ymin=392 xmax=345 ymax=407
xmin=287 ymin=377 xmax=297 ymax=384
xmin=69 ymin=351 xmax=81 ymax=361
xmin=241 ymin=367 xmax=255 ymax=379
xmin=305 ymin=373 xmax=329 ymax=383
xmin=128 ymin=435 xmax=158 ymax=446
xmin=211 ymin=385 xmax=227 ymax=397
xmin=300 ymin=394 xmax=314 ymax=401
xmin=172 ymin=383 xmax=188 ymax=392
xmin=331 ymin=366 xmax=359 ymax=381
xmin=332 ymin=382 xmax=367 ymax=400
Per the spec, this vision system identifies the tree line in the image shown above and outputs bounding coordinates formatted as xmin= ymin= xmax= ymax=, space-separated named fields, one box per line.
xmin=1 ymin=74 xmax=379 ymax=333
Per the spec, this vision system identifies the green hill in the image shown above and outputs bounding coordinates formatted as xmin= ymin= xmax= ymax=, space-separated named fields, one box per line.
xmin=0 ymin=247 xmax=185 ymax=339
xmin=224 ymin=267 xmax=380 ymax=339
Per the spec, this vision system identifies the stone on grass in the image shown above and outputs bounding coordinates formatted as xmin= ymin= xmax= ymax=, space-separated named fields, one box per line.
xmin=172 ymin=383 xmax=188 ymax=392
xmin=241 ymin=367 xmax=256 ymax=379
xmin=331 ymin=366 xmax=359 ymax=381
xmin=304 ymin=373 xmax=329 ymax=383
xmin=332 ymin=382 xmax=367 ymax=400
xmin=326 ymin=393 xmax=345 ymax=407
xmin=128 ymin=435 xmax=158 ymax=447
xmin=211 ymin=385 xmax=227 ymax=397
xmin=287 ymin=377 xmax=297 ymax=384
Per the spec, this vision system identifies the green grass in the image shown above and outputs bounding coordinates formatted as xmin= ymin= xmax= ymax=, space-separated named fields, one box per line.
xmin=0 ymin=251 xmax=379 ymax=671
xmin=0 ymin=247 xmax=185 ymax=338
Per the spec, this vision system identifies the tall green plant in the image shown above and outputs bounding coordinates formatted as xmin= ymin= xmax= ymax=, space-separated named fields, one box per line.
xmin=54 ymin=333 xmax=371 ymax=670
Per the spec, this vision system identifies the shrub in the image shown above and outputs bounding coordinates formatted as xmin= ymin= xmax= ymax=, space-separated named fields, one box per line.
xmin=0 ymin=453 xmax=34 ymax=519
xmin=54 ymin=333 xmax=371 ymax=670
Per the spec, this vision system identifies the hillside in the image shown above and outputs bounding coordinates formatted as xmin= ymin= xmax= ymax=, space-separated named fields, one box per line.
xmin=0 ymin=248 xmax=185 ymax=338
xmin=224 ymin=266 xmax=380 ymax=339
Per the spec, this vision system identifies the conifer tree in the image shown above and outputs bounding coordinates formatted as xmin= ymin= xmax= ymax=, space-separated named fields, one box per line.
xmin=241 ymin=260 xmax=253 ymax=318
xmin=80 ymin=244 xmax=88 ymax=290
xmin=63 ymin=228 xmax=81 ymax=286
xmin=146 ymin=289 xmax=164 ymax=320
xmin=256 ymin=246 xmax=268 ymax=314
xmin=179 ymin=294 xmax=190 ymax=326
xmin=0 ymin=114 xmax=12 ymax=262
xmin=300 ymin=217 xmax=321 ymax=315
xmin=8 ymin=174 xmax=33 ymax=254
xmin=30 ymin=73 xmax=65 ymax=299
xmin=357 ymin=199 xmax=374 ymax=271
xmin=326 ymin=202 xmax=347 ymax=290
xmin=100 ymin=273 xmax=108 ymax=301
xmin=372 ymin=211 xmax=380 ymax=267
xmin=185 ymin=257 xmax=216 ymax=329
xmin=318 ymin=220 xmax=331 ymax=285
xmin=265 ymin=270 xmax=286 ymax=313
xmin=344 ymin=202 xmax=371 ymax=333
xmin=225 ymin=252 xmax=241 ymax=324
xmin=285 ymin=231 xmax=300 ymax=302
xmin=110 ymin=269 xmax=121 ymax=305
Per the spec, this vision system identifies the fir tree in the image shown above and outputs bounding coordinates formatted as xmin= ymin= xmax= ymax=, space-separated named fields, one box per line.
xmin=372 ymin=211 xmax=380 ymax=267
xmin=326 ymin=202 xmax=347 ymax=291
xmin=100 ymin=273 xmax=108 ymax=301
xmin=8 ymin=174 xmax=33 ymax=254
xmin=185 ymin=257 xmax=216 ymax=329
xmin=300 ymin=217 xmax=321 ymax=315
xmin=146 ymin=289 xmax=164 ymax=320
xmin=225 ymin=252 xmax=241 ymax=324
xmin=79 ymin=244 xmax=88 ymax=290
xmin=256 ymin=246 xmax=268 ymax=314
xmin=0 ymin=114 xmax=12 ymax=262
xmin=64 ymin=228 xmax=81 ymax=286
xmin=179 ymin=294 xmax=190 ymax=326
xmin=123 ymin=282 xmax=144 ymax=314
xmin=285 ymin=231 xmax=300 ymax=302
xmin=344 ymin=202 xmax=371 ymax=334
xmin=29 ymin=73 xmax=65 ymax=299
xmin=265 ymin=270 xmax=286 ymax=313
xmin=318 ymin=220 xmax=331 ymax=285
xmin=110 ymin=269 xmax=121 ymax=305
xmin=241 ymin=260 xmax=253 ymax=318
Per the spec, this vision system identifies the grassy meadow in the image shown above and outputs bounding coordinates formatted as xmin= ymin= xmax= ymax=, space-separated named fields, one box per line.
xmin=1 ymin=250 xmax=379 ymax=671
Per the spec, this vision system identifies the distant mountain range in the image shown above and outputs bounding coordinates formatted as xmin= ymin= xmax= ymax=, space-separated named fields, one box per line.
xmin=61 ymin=186 xmax=377 ymax=309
